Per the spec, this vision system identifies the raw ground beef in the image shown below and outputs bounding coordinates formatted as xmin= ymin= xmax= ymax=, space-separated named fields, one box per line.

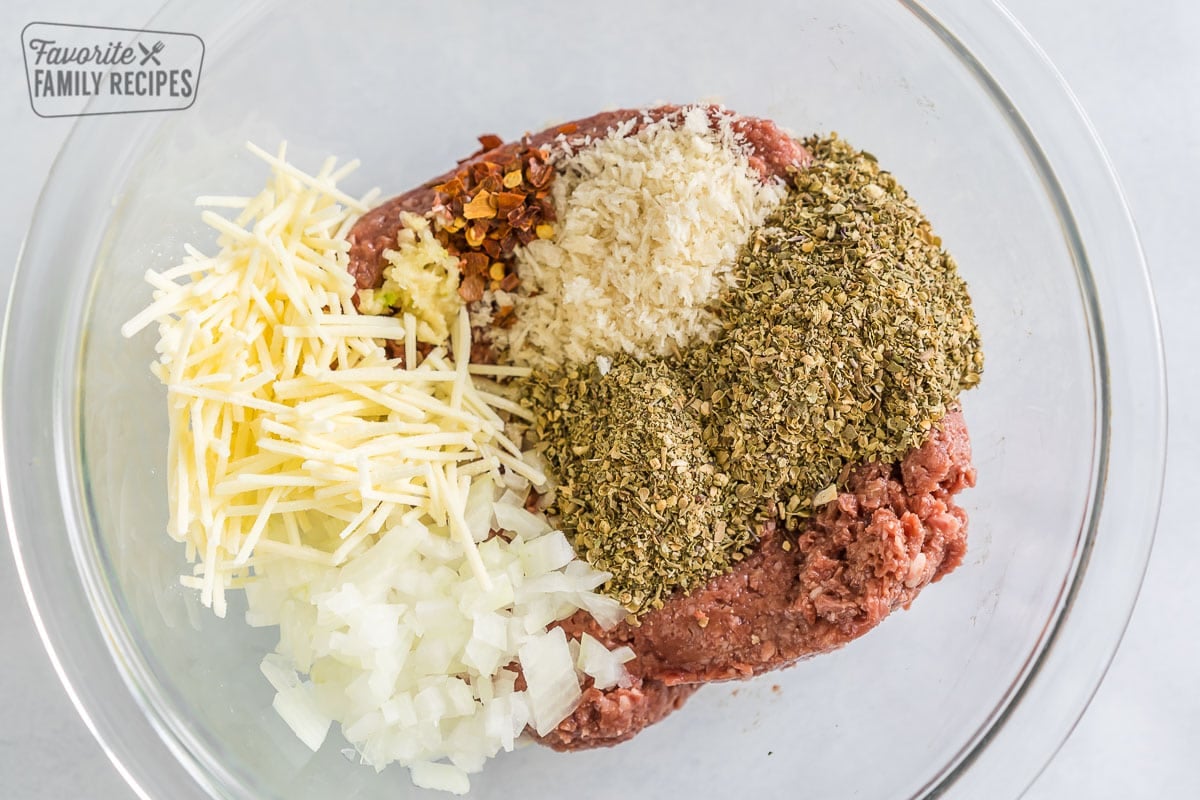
xmin=539 ymin=411 xmax=974 ymax=751
xmin=347 ymin=109 xmax=974 ymax=753
xmin=547 ymin=681 xmax=701 ymax=751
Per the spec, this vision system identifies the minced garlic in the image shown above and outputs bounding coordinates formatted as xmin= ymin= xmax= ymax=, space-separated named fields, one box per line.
xmin=357 ymin=211 xmax=462 ymax=344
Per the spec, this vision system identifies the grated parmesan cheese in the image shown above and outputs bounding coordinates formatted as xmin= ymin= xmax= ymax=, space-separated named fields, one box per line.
xmin=122 ymin=143 xmax=545 ymax=613
xmin=496 ymin=105 xmax=787 ymax=367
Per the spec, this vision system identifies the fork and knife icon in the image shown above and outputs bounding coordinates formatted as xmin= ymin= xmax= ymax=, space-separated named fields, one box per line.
xmin=138 ymin=40 xmax=165 ymax=66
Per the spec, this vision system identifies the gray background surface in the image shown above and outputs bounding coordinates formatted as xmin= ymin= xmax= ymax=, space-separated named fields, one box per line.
xmin=2 ymin=1 xmax=1196 ymax=797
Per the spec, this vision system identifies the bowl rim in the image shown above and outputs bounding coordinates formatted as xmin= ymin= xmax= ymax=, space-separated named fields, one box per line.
xmin=0 ymin=1 xmax=1167 ymax=798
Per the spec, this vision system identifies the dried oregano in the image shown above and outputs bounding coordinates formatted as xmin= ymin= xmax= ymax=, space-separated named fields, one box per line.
xmin=522 ymin=358 xmax=746 ymax=615
xmin=518 ymin=133 xmax=983 ymax=613
xmin=690 ymin=133 xmax=983 ymax=529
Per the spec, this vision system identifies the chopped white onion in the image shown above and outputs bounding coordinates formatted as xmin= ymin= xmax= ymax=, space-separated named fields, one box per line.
xmin=463 ymin=477 xmax=497 ymax=541
xmin=260 ymin=652 xmax=301 ymax=693
xmin=518 ymin=627 xmax=582 ymax=736
xmin=410 ymin=761 xmax=470 ymax=795
xmin=272 ymin=683 xmax=331 ymax=752
xmin=249 ymin=473 xmax=628 ymax=793
xmin=519 ymin=531 xmax=576 ymax=575
xmin=493 ymin=499 xmax=552 ymax=539
xmin=574 ymin=590 xmax=629 ymax=630
xmin=577 ymin=634 xmax=636 ymax=690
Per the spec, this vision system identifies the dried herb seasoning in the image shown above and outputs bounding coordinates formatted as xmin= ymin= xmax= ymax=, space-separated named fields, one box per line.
xmin=522 ymin=358 xmax=748 ymax=616
xmin=518 ymin=133 xmax=983 ymax=613
xmin=688 ymin=133 xmax=983 ymax=529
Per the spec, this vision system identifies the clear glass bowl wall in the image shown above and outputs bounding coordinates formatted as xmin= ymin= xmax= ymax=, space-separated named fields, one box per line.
xmin=0 ymin=1 xmax=1163 ymax=799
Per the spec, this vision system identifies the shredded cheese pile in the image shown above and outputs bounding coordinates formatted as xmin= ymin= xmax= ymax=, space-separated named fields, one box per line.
xmin=122 ymin=143 xmax=543 ymax=617
xmin=497 ymin=106 xmax=788 ymax=367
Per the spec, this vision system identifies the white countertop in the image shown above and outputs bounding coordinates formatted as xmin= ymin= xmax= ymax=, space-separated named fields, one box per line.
xmin=2 ymin=1 xmax=1196 ymax=797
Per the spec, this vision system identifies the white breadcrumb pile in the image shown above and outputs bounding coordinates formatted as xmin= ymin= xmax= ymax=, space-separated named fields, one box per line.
xmin=495 ymin=105 xmax=788 ymax=367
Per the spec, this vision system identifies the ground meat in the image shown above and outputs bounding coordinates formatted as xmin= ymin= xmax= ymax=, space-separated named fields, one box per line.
xmin=541 ymin=410 xmax=974 ymax=750
xmin=345 ymin=105 xmax=810 ymax=293
xmin=540 ymin=680 xmax=700 ymax=752
xmin=347 ymin=115 xmax=971 ymax=754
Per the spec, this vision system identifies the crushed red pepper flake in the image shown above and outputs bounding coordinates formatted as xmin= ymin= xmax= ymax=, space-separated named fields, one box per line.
xmin=460 ymin=252 xmax=490 ymax=276
xmin=458 ymin=133 xmax=504 ymax=163
xmin=493 ymin=305 xmax=516 ymax=328
xmin=431 ymin=140 xmax=559 ymax=312
xmin=462 ymin=191 xmax=498 ymax=220
xmin=458 ymin=273 xmax=485 ymax=303
xmin=496 ymin=191 xmax=525 ymax=213
xmin=464 ymin=222 xmax=487 ymax=248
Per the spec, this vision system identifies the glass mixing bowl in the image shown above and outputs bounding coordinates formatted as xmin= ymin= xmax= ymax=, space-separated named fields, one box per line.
xmin=1 ymin=1 xmax=1165 ymax=798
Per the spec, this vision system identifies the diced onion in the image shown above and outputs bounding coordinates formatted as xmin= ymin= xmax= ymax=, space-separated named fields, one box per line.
xmin=578 ymin=633 xmax=636 ymax=690
xmin=272 ymin=683 xmax=331 ymax=752
xmin=250 ymin=473 xmax=627 ymax=793
xmin=493 ymin=499 xmax=552 ymax=540
xmin=574 ymin=590 xmax=628 ymax=630
xmin=410 ymin=762 xmax=470 ymax=796
xmin=260 ymin=652 xmax=301 ymax=693
xmin=518 ymin=627 xmax=582 ymax=736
